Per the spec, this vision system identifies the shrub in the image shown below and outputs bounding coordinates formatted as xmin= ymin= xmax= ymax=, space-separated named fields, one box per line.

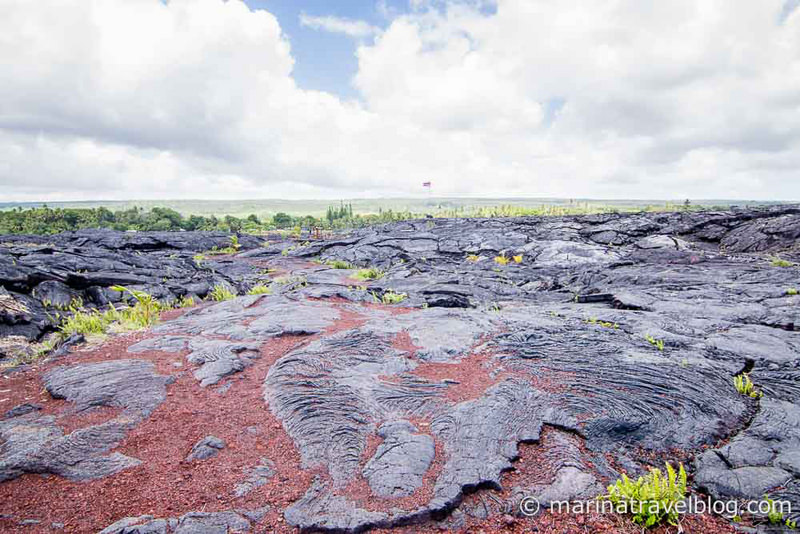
xmin=602 ymin=463 xmax=687 ymax=528
xmin=734 ymin=373 xmax=762 ymax=398
xmin=209 ymin=285 xmax=237 ymax=301
xmin=356 ymin=268 xmax=384 ymax=281
xmin=247 ymin=284 xmax=272 ymax=295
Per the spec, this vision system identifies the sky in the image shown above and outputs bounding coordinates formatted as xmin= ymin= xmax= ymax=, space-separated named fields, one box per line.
xmin=1 ymin=0 xmax=799 ymax=202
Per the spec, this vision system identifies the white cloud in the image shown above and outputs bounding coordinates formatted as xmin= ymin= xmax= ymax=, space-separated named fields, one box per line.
xmin=0 ymin=0 xmax=799 ymax=201
xmin=299 ymin=14 xmax=380 ymax=39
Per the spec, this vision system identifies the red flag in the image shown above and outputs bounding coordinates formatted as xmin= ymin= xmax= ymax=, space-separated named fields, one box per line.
xmin=422 ymin=182 xmax=431 ymax=188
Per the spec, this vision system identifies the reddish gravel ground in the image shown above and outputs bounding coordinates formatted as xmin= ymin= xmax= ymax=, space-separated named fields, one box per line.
xmin=410 ymin=347 xmax=503 ymax=403
xmin=0 ymin=303 xmax=738 ymax=534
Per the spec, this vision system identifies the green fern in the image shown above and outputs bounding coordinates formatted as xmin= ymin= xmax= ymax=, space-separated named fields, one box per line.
xmin=208 ymin=285 xmax=237 ymax=301
xmin=326 ymin=260 xmax=354 ymax=269
xmin=355 ymin=267 xmax=384 ymax=281
xmin=645 ymin=334 xmax=665 ymax=351
xmin=770 ymin=257 xmax=794 ymax=268
xmin=602 ymin=463 xmax=687 ymax=528
xmin=734 ymin=373 xmax=763 ymax=398
xmin=247 ymin=284 xmax=272 ymax=295
xmin=373 ymin=290 xmax=407 ymax=305
xmin=175 ymin=295 xmax=196 ymax=308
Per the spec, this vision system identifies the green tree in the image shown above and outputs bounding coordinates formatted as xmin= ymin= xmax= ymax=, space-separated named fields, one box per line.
xmin=273 ymin=212 xmax=292 ymax=228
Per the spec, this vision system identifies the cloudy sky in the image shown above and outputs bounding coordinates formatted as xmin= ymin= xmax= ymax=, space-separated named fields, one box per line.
xmin=1 ymin=0 xmax=799 ymax=201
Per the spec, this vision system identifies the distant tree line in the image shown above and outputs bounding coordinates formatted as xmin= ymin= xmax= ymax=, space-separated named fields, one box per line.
xmin=0 ymin=204 xmax=419 ymax=235
xmin=1 ymin=200 xmax=700 ymax=236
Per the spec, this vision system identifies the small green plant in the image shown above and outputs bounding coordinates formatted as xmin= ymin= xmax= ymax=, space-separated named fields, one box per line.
xmin=193 ymin=253 xmax=206 ymax=264
xmin=281 ymin=244 xmax=299 ymax=257
xmin=734 ymin=373 xmax=763 ymax=398
xmin=645 ymin=334 xmax=665 ymax=351
xmin=494 ymin=254 xmax=510 ymax=266
xmin=56 ymin=287 xmax=165 ymax=339
xmin=208 ymin=285 xmax=237 ymax=301
xmin=111 ymin=286 xmax=163 ymax=328
xmin=601 ymin=462 xmax=687 ymax=528
xmin=175 ymin=295 xmax=195 ymax=308
xmin=512 ymin=254 xmax=523 ymax=264
xmin=787 ymin=288 xmax=798 ymax=296
xmin=247 ymin=284 xmax=272 ymax=295
xmin=374 ymin=290 xmax=407 ymax=305
xmin=230 ymin=235 xmax=240 ymax=251
xmin=764 ymin=495 xmax=796 ymax=527
xmin=770 ymin=257 xmax=794 ymax=268
xmin=58 ymin=309 xmax=112 ymax=337
xmin=466 ymin=254 xmax=482 ymax=262
xmin=327 ymin=260 xmax=354 ymax=269
xmin=355 ymin=268 xmax=384 ymax=281
xmin=587 ymin=317 xmax=618 ymax=329
xmin=1 ymin=335 xmax=60 ymax=367
xmin=273 ymin=275 xmax=307 ymax=286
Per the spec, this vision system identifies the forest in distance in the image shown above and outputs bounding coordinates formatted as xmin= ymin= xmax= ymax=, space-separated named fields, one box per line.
xmin=0 ymin=198 xmax=776 ymax=236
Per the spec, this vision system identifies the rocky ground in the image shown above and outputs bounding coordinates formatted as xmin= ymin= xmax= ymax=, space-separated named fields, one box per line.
xmin=1 ymin=206 xmax=800 ymax=533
